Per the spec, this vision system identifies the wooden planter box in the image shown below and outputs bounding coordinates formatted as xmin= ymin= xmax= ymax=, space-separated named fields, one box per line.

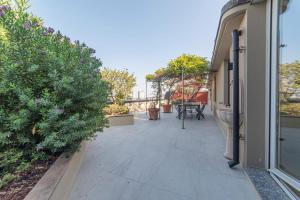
xmin=24 ymin=141 xmax=88 ymax=200
xmin=107 ymin=114 xmax=134 ymax=126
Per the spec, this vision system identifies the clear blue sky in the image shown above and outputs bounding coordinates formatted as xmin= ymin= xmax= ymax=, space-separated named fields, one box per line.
xmin=281 ymin=0 xmax=300 ymax=64
xmin=29 ymin=0 xmax=227 ymax=97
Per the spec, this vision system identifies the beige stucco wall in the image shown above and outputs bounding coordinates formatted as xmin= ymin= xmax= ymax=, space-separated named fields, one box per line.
xmin=211 ymin=1 xmax=267 ymax=169
xmin=237 ymin=15 xmax=247 ymax=167
xmin=244 ymin=2 xmax=267 ymax=168
xmin=216 ymin=62 xmax=225 ymax=107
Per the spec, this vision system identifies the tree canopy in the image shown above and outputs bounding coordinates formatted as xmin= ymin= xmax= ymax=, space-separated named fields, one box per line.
xmin=145 ymin=54 xmax=209 ymax=102
xmin=280 ymin=61 xmax=300 ymax=102
xmin=101 ymin=68 xmax=136 ymax=105
xmin=146 ymin=54 xmax=209 ymax=83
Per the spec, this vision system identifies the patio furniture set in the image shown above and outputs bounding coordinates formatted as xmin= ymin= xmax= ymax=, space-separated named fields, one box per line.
xmin=176 ymin=102 xmax=206 ymax=120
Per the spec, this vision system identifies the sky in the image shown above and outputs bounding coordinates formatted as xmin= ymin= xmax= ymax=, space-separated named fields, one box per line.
xmin=29 ymin=0 xmax=227 ymax=98
xmin=280 ymin=0 xmax=300 ymax=64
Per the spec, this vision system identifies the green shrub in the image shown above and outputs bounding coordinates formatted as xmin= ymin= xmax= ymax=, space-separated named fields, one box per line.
xmin=104 ymin=104 xmax=129 ymax=116
xmin=0 ymin=0 xmax=108 ymax=185
xmin=0 ymin=173 xmax=15 ymax=189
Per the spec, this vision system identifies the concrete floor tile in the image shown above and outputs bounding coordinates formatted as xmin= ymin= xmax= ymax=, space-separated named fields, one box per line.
xmin=70 ymin=110 xmax=260 ymax=200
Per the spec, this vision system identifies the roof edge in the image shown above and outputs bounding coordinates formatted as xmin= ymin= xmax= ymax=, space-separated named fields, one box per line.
xmin=209 ymin=0 xmax=251 ymax=70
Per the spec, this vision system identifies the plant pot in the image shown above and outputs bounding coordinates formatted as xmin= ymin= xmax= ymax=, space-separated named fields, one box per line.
xmin=148 ymin=108 xmax=159 ymax=120
xmin=162 ymin=104 xmax=172 ymax=113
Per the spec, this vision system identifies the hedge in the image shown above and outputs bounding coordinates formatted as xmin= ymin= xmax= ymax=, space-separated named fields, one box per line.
xmin=0 ymin=0 xmax=108 ymax=187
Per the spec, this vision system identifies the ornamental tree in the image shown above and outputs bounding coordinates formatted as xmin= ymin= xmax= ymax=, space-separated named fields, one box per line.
xmin=167 ymin=54 xmax=209 ymax=83
xmin=101 ymin=68 xmax=136 ymax=105
xmin=146 ymin=54 xmax=209 ymax=103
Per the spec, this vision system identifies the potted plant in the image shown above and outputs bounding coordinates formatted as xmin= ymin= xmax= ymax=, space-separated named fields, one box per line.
xmin=163 ymin=90 xmax=172 ymax=113
xmin=148 ymin=102 xmax=159 ymax=120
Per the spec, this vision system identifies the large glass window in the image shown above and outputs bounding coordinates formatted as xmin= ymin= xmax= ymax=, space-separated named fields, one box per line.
xmin=277 ymin=0 xmax=300 ymax=192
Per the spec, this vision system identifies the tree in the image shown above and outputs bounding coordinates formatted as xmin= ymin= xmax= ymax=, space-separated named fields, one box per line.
xmin=167 ymin=54 xmax=209 ymax=83
xmin=280 ymin=61 xmax=300 ymax=102
xmin=101 ymin=68 xmax=136 ymax=105
xmin=146 ymin=54 xmax=209 ymax=103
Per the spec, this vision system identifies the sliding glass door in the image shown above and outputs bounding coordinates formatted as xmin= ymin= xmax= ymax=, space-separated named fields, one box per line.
xmin=270 ymin=0 xmax=300 ymax=198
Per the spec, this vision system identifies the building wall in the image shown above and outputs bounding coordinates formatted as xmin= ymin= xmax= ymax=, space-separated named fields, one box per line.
xmin=237 ymin=15 xmax=247 ymax=167
xmin=216 ymin=62 xmax=225 ymax=107
xmin=211 ymin=1 xmax=267 ymax=168
xmin=212 ymin=14 xmax=248 ymax=166
xmin=244 ymin=2 xmax=267 ymax=168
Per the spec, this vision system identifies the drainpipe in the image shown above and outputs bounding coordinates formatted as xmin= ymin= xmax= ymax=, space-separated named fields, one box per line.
xmin=228 ymin=29 xmax=240 ymax=168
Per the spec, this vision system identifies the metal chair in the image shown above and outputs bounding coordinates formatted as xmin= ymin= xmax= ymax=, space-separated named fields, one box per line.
xmin=196 ymin=104 xmax=206 ymax=120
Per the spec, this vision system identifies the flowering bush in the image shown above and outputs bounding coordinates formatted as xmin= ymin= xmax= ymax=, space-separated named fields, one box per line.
xmin=103 ymin=104 xmax=130 ymax=116
xmin=0 ymin=0 xmax=108 ymax=186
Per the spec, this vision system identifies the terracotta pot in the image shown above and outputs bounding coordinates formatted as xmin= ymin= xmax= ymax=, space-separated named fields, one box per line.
xmin=162 ymin=104 xmax=172 ymax=113
xmin=148 ymin=108 xmax=159 ymax=120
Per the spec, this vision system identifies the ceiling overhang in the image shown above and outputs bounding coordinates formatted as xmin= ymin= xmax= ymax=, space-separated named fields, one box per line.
xmin=210 ymin=3 xmax=249 ymax=71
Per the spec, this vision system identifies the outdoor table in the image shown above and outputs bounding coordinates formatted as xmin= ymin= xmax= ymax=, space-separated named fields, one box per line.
xmin=177 ymin=102 xmax=205 ymax=120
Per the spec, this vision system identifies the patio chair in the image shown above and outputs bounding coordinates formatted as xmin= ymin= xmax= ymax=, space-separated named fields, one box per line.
xmin=185 ymin=106 xmax=196 ymax=119
xmin=196 ymin=104 xmax=206 ymax=120
xmin=176 ymin=105 xmax=186 ymax=119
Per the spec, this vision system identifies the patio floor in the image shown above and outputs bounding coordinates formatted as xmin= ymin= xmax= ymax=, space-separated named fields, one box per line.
xmin=70 ymin=109 xmax=260 ymax=200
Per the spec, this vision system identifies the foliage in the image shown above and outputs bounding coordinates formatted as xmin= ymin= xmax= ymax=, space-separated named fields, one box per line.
xmin=146 ymin=54 xmax=209 ymax=102
xmin=146 ymin=54 xmax=209 ymax=81
xmin=146 ymin=74 xmax=155 ymax=81
xmin=103 ymin=104 xmax=129 ymax=116
xmin=167 ymin=54 xmax=209 ymax=79
xmin=280 ymin=103 xmax=300 ymax=117
xmin=101 ymin=68 xmax=136 ymax=105
xmin=149 ymin=102 xmax=158 ymax=109
xmin=0 ymin=0 xmax=108 ymax=186
xmin=0 ymin=148 xmax=31 ymax=188
xmin=280 ymin=61 xmax=300 ymax=102
xmin=0 ymin=173 xmax=15 ymax=188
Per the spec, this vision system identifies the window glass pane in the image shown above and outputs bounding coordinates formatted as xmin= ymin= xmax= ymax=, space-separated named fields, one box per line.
xmin=277 ymin=0 xmax=300 ymax=185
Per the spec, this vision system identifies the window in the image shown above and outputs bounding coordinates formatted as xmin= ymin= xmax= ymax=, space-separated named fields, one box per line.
xmin=223 ymin=60 xmax=230 ymax=106
xmin=214 ymin=76 xmax=217 ymax=102
xmin=270 ymin=0 xmax=300 ymax=198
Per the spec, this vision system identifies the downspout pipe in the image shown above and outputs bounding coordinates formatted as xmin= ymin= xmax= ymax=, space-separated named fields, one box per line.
xmin=228 ymin=29 xmax=241 ymax=168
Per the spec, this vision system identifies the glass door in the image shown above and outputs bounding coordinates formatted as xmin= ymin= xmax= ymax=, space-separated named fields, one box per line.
xmin=270 ymin=0 xmax=300 ymax=198
xmin=277 ymin=0 xmax=300 ymax=181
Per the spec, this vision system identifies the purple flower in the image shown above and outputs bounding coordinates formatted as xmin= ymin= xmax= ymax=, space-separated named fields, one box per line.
xmin=32 ymin=22 xmax=39 ymax=27
xmin=0 ymin=5 xmax=10 ymax=17
xmin=90 ymin=48 xmax=96 ymax=54
xmin=23 ymin=22 xmax=31 ymax=30
xmin=0 ymin=5 xmax=11 ymax=12
xmin=4 ymin=5 xmax=11 ymax=11
xmin=47 ymin=27 xmax=54 ymax=34
xmin=42 ymin=31 xmax=49 ymax=36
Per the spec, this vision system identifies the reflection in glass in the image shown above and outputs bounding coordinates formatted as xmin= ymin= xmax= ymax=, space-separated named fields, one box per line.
xmin=277 ymin=0 xmax=300 ymax=186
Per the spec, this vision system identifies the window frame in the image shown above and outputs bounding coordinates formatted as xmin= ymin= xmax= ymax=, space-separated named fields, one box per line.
xmin=269 ymin=0 xmax=300 ymax=199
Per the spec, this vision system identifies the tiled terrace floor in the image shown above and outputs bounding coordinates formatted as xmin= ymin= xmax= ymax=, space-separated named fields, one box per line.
xmin=70 ymin=110 xmax=260 ymax=200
